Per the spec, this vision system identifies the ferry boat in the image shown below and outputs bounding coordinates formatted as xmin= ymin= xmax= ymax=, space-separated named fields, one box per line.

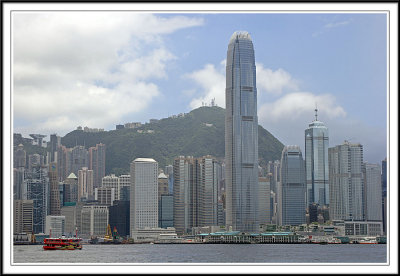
xmin=43 ymin=237 xmax=82 ymax=250
xmin=358 ymin=237 xmax=378 ymax=244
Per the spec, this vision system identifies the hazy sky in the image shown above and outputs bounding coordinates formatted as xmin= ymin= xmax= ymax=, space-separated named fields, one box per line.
xmin=12 ymin=11 xmax=388 ymax=164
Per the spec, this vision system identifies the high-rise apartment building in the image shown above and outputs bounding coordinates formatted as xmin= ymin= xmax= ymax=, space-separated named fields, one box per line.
xmin=48 ymin=162 xmax=61 ymax=215
xmin=173 ymin=156 xmax=221 ymax=234
xmin=71 ymin=146 xmax=88 ymax=176
xmin=130 ymin=158 xmax=158 ymax=234
xmin=173 ymin=156 xmax=197 ymax=234
xmin=57 ymin=145 xmax=70 ymax=182
xmin=89 ymin=143 xmax=106 ymax=190
xmin=225 ymin=31 xmax=259 ymax=233
xmin=305 ymin=109 xmax=329 ymax=207
xmin=329 ymin=141 xmax=364 ymax=221
xmin=363 ymin=163 xmax=382 ymax=221
xmin=198 ymin=156 xmax=220 ymax=227
xmin=277 ymin=146 xmax=306 ymax=226
xmin=78 ymin=167 xmax=94 ymax=201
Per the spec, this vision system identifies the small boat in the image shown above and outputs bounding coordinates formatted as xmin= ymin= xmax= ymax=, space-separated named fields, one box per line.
xmin=43 ymin=237 xmax=82 ymax=250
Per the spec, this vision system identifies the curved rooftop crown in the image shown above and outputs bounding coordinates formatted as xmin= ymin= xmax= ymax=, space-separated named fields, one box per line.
xmin=309 ymin=120 xmax=327 ymax=128
xmin=229 ymin=31 xmax=252 ymax=43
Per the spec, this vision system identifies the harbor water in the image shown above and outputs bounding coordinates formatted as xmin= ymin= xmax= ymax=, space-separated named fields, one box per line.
xmin=13 ymin=243 xmax=387 ymax=263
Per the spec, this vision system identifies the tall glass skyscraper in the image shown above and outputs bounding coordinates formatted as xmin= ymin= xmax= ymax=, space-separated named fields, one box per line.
xmin=225 ymin=31 xmax=259 ymax=233
xmin=278 ymin=145 xmax=306 ymax=226
xmin=305 ymin=109 xmax=329 ymax=207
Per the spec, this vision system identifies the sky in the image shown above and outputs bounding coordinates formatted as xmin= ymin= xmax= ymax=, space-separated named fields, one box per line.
xmin=12 ymin=11 xmax=388 ymax=165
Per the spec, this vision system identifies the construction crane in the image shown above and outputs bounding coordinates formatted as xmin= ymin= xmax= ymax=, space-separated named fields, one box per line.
xmin=104 ymin=224 xmax=113 ymax=242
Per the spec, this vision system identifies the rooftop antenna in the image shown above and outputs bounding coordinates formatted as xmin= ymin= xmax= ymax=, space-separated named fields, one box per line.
xmin=314 ymin=103 xmax=318 ymax=121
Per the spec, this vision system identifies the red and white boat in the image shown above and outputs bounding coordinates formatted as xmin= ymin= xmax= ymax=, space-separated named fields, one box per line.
xmin=43 ymin=237 xmax=82 ymax=250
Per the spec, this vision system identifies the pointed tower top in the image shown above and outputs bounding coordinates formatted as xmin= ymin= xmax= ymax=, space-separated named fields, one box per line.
xmin=314 ymin=103 xmax=318 ymax=121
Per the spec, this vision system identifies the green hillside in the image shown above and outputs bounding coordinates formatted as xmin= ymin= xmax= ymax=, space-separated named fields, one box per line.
xmin=60 ymin=106 xmax=284 ymax=175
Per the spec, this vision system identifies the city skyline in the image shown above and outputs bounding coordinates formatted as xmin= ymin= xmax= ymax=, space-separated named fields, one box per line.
xmin=10 ymin=11 xmax=388 ymax=165
xmin=4 ymin=3 xmax=397 ymax=274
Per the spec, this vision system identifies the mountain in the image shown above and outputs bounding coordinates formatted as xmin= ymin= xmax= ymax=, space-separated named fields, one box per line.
xmin=60 ymin=106 xmax=284 ymax=175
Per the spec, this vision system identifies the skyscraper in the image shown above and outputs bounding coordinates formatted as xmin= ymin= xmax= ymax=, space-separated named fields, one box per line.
xmin=89 ymin=143 xmax=106 ymax=190
xmin=173 ymin=156 xmax=221 ymax=234
xmin=130 ymin=158 xmax=158 ymax=234
xmin=277 ymin=146 xmax=306 ymax=226
xmin=173 ymin=156 xmax=198 ymax=234
xmin=14 ymin=144 xmax=26 ymax=168
xmin=63 ymin=173 xmax=78 ymax=204
xmin=329 ymin=141 xmax=364 ymax=221
xmin=77 ymin=167 xmax=94 ymax=201
xmin=48 ymin=162 xmax=61 ymax=215
xmin=49 ymin=134 xmax=60 ymax=163
xmin=381 ymin=158 xmax=387 ymax=233
xmin=305 ymin=108 xmax=329 ymax=207
xmin=225 ymin=31 xmax=259 ymax=233
xmin=25 ymin=165 xmax=49 ymax=233
xmin=71 ymin=146 xmax=88 ymax=176
xmin=363 ymin=163 xmax=382 ymax=221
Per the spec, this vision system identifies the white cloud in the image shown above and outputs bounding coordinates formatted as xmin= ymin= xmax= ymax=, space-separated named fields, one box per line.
xmin=256 ymin=63 xmax=298 ymax=94
xmin=186 ymin=61 xmax=298 ymax=109
xmin=12 ymin=12 xmax=204 ymax=136
xmin=259 ymin=92 xmax=346 ymax=122
xmin=185 ymin=63 xmax=225 ymax=109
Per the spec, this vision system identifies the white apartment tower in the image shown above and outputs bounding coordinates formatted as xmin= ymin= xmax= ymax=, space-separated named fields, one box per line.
xmin=329 ymin=141 xmax=364 ymax=221
xmin=77 ymin=167 xmax=94 ymax=201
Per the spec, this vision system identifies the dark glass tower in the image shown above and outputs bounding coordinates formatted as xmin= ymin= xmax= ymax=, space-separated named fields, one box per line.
xmin=225 ymin=31 xmax=259 ymax=233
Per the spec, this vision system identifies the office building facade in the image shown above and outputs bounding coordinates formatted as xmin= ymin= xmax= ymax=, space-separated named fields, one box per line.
xmin=48 ymin=162 xmax=61 ymax=215
xmin=14 ymin=199 xmax=34 ymax=234
xmin=130 ymin=158 xmax=158 ymax=234
xmin=102 ymin=174 xmax=120 ymax=200
xmin=278 ymin=146 xmax=306 ymax=226
xmin=80 ymin=205 xmax=109 ymax=238
xmin=225 ymin=31 xmax=259 ymax=233
xmin=63 ymin=173 xmax=78 ymax=204
xmin=25 ymin=166 xmax=48 ymax=233
xmin=109 ymin=200 xmax=130 ymax=237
